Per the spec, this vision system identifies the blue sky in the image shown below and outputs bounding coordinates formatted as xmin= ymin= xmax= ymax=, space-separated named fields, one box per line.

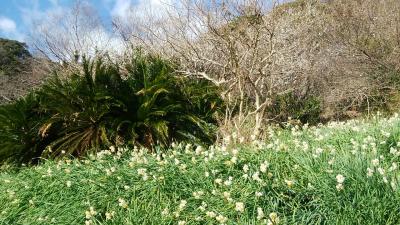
xmin=0 ymin=0 xmax=288 ymax=47
xmin=0 ymin=0 xmax=143 ymax=42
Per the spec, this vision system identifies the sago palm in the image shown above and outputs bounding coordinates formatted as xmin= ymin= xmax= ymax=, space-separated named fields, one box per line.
xmin=0 ymin=93 xmax=52 ymax=164
xmin=38 ymin=58 xmax=128 ymax=158
xmin=0 ymin=52 xmax=223 ymax=163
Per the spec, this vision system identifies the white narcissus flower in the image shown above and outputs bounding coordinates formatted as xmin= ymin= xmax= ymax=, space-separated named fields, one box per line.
xmin=179 ymin=164 xmax=187 ymax=171
xmin=252 ymin=172 xmax=262 ymax=182
xmin=389 ymin=162 xmax=398 ymax=171
xmin=391 ymin=180 xmax=397 ymax=190
xmin=243 ymin=164 xmax=249 ymax=173
xmin=268 ymin=212 xmax=280 ymax=225
xmin=377 ymin=167 xmax=385 ymax=175
xmin=285 ymin=180 xmax=294 ymax=188
xmin=47 ymin=168 xmax=52 ymax=176
xmin=216 ymin=214 xmax=228 ymax=224
xmin=257 ymin=207 xmax=264 ymax=220
xmin=223 ymin=192 xmax=230 ymax=199
xmin=206 ymin=211 xmax=216 ymax=218
xmin=232 ymin=148 xmax=239 ymax=155
xmin=315 ymin=148 xmax=323 ymax=155
xmin=178 ymin=200 xmax=187 ymax=210
xmin=161 ymin=208 xmax=169 ymax=216
xmin=367 ymin=168 xmax=374 ymax=177
xmin=105 ymin=211 xmax=115 ymax=220
xmin=255 ymin=192 xmax=264 ymax=197
xmin=235 ymin=202 xmax=245 ymax=213
xmin=193 ymin=191 xmax=204 ymax=199
xmin=214 ymin=178 xmax=223 ymax=185
xmin=336 ymin=174 xmax=345 ymax=184
xmin=195 ymin=146 xmax=202 ymax=155
xmin=85 ymin=207 xmax=97 ymax=219
xmin=89 ymin=207 xmax=96 ymax=215
xmin=223 ymin=191 xmax=233 ymax=202
xmin=137 ymin=168 xmax=147 ymax=176
xmin=118 ymin=198 xmax=128 ymax=208
xmin=260 ymin=161 xmax=269 ymax=173
xmin=178 ymin=220 xmax=186 ymax=225
xmin=224 ymin=177 xmax=233 ymax=186
xmin=174 ymin=159 xmax=180 ymax=165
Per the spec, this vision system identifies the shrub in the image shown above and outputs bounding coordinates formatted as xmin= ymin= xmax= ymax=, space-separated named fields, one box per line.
xmin=0 ymin=93 xmax=53 ymax=164
xmin=267 ymin=92 xmax=321 ymax=125
xmin=0 ymin=53 xmax=222 ymax=164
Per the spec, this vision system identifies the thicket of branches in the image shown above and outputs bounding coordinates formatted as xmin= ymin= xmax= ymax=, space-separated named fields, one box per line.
xmin=109 ymin=0 xmax=399 ymax=139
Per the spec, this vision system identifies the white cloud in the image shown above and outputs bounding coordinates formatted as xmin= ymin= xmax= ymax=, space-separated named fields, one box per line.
xmin=72 ymin=25 xmax=125 ymax=58
xmin=20 ymin=1 xmax=126 ymax=60
xmin=0 ymin=16 xmax=25 ymax=41
xmin=19 ymin=0 xmax=65 ymax=30
xmin=136 ymin=0 xmax=174 ymax=15
xmin=111 ymin=0 xmax=174 ymax=20
xmin=48 ymin=0 xmax=59 ymax=6
xmin=111 ymin=0 xmax=132 ymax=18
xmin=0 ymin=16 xmax=17 ymax=33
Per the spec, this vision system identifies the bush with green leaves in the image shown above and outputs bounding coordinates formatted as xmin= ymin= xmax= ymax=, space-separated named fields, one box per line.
xmin=0 ymin=94 xmax=53 ymax=164
xmin=0 ymin=53 xmax=223 ymax=164
xmin=267 ymin=92 xmax=322 ymax=125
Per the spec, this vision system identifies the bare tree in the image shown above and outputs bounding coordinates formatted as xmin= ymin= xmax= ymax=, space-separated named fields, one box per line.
xmin=113 ymin=0 xmax=326 ymax=140
xmin=112 ymin=0 xmax=400 ymax=139
xmin=29 ymin=0 xmax=123 ymax=64
xmin=315 ymin=0 xmax=400 ymax=117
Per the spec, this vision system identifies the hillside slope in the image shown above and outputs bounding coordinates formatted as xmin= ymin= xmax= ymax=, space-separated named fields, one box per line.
xmin=0 ymin=38 xmax=51 ymax=104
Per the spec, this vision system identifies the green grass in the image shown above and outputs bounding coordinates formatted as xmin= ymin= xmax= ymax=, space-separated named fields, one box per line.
xmin=0 ymin=114 xmax=400 ymax=225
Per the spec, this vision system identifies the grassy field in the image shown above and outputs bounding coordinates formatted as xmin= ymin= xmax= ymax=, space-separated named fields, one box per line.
xmin=0 ymin=114 xmax=399 ymax=225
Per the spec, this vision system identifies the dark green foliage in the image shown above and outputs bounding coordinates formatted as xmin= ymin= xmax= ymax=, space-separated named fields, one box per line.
xmin=120 ymin=55 xmax=223 ymax=148
xmin=267 ymin=92 xmax=322 ymax=125
xmin=0 ymin=94 xmax=52 ymax=164
xmin=0 ymin=52 xmax=222 ymax=164
xmin=176 ymin=78 xmax=223 ymax=143
xmin=37 ymin=60 xmax=124 ymax=158
xmin=0 ymin=38 xmax=31 ymax=76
